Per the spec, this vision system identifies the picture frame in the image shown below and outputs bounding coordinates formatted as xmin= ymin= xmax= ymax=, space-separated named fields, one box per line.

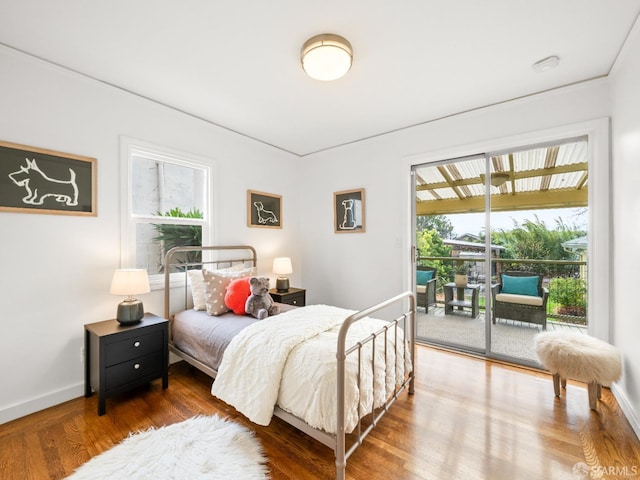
xmin=247 ymin=190 xmax=282 ymax=228
xmin=0 ymin=140 xmax=97 ymax=216
xmin=334 ymin=188 xmax=365 ymax=233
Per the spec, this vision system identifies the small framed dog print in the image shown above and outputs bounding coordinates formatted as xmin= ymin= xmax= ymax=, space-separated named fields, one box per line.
xmin=334 ymin=188 xmax=365 ymax=233
xmin=247 ymin=190 xmax=282 ymax=228
xmin=0 ymin=140 xmax=97 ymax=216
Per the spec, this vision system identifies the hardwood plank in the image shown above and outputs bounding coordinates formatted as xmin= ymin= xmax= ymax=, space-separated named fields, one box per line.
xmin=0 ymin=345 xmax=638 ymax=480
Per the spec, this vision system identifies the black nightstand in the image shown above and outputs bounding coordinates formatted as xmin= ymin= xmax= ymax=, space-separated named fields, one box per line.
xmin=84 ymin=313 xmax=169 ymax=415
xmin=269 ymin=287 xmax=306 ymax=307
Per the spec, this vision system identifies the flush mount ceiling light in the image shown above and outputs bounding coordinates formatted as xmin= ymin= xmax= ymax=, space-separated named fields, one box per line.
xmin=532 ymin=55 xmax=560 ymax=73
xmin=301 ymin=34 xmax=353 ymax=81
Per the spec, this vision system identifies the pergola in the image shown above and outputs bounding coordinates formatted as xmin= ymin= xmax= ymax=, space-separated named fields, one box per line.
xmin=415 ymin=138 xmax=588 ymax=216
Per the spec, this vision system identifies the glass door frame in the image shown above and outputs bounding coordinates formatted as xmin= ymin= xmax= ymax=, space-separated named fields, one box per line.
xmin=412 ymin=153 xmax=488 ymax=355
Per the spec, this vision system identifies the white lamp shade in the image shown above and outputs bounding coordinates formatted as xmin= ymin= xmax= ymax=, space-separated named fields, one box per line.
xmin=301 ymin=34 xmax=352 ymax=81
xmin=272 ymin=257 xmax=293 ymax=275
xmin=110 ymin=269 xmax=150 ymax=296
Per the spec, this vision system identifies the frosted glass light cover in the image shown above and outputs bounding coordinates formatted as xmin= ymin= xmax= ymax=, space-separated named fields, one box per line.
xmin=302 ymin=34 xmax=352 ymax=81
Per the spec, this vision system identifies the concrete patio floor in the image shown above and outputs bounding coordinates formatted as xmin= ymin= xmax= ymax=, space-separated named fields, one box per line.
xmin=416 ymin=306 xmax=587 ymax=364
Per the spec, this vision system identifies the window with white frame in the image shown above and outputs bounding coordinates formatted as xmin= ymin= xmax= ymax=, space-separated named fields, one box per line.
xmin=120 ymin=138 xmax=212 ymax=284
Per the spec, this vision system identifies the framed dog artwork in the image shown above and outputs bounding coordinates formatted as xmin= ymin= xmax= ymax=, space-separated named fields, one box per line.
xmin=0 ymin=140 xmax=97 ymax=216
xmin=334 ymin=188 xmax=365 ymax=233
xmin=247 ymin=190 xmax=282 ymax=228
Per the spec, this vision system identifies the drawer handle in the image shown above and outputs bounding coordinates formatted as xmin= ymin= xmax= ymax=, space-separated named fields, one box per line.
xmin=292 ymin=300 xmax=298 ymax=304
xmin=134 ymin=341 xmax=141 ymax=348
xmin=134 ymin=363 xmax=140 ymax=370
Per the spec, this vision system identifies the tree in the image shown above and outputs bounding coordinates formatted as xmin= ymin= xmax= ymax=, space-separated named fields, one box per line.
xmin=416 ymin=215 xmax=454 ymax=239
xmin=416 ymin=229 xmax=451 ymax=258
xmin=416 ymin=228 xmax=453 ymax=279
xmin=490 ymin=215 xmax=586 ymax=276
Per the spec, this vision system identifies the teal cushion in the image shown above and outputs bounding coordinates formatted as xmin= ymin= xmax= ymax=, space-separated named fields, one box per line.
xmin=416 ymin=270 xmax=434 ymax=285
xmin=502 ymin=275 xmax=539 ymax=296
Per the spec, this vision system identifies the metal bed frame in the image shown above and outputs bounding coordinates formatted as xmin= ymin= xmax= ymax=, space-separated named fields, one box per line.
xmin=163 ymin=245 xmax=416 ymax=480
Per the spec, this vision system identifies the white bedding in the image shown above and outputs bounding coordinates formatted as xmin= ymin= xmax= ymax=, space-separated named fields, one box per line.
xmin=211 ymin=304 xmax=410 ymax=434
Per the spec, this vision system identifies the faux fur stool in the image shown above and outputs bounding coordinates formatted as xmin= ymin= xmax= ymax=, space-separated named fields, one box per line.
xmin=534 ymin=331 xmax=622 ymax=410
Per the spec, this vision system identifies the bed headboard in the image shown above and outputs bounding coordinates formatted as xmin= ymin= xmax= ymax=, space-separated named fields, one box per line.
xmin=163 ymin=245 xmax=257 ymax=319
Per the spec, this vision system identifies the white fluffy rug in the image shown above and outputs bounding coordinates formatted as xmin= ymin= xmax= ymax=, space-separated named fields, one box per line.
xmin=66 ymin=415 xmax=269 ymax=480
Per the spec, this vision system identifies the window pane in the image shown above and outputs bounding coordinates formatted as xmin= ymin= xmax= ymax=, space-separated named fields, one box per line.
xmin=132 ymin=155 xmax=205 ymax=216
xmin=136 ymin=222 xmax=202 ymax=275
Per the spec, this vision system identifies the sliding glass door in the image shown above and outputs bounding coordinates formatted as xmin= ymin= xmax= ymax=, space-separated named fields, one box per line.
xmin=413 ymin=137 xmax=589 ymax=366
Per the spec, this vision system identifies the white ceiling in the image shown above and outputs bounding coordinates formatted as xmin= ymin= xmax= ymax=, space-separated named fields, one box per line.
xmin=1 ymin=1 xmax=639 ymax=157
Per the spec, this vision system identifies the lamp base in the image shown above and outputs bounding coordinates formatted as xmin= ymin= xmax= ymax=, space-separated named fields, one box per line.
xmin=276 ymin=277 xmax=290 ymax=293
xmin=116 ymin=299 xmax=144 ymax=325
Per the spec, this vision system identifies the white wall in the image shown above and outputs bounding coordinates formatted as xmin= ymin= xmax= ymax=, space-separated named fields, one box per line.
xmin=0 ymin=46 xmax=301 ymax=424
xmin=609 ymin=19 xmax=640 ymax=438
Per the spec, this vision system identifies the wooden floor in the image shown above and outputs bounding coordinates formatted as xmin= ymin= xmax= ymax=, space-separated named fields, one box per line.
xmin=1 ymin=345 xmax=639 ymax=480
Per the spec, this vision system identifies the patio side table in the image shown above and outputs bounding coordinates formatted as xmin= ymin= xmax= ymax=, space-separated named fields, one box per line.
xmin=444 ymin=282 xmax=481 ymax=319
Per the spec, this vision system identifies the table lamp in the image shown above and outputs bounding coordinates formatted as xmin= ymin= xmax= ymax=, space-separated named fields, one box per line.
xmin=273 ymin=257 xmax=292 ymax=292
xmin=110 ymin=269 xmax=150 ymax=325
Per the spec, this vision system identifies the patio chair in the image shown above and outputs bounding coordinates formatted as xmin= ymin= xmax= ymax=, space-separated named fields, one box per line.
xmin=416 ymin=266 xmax=437 ymax=313
xmin=492 ymin=271 xmax=549 ymax=329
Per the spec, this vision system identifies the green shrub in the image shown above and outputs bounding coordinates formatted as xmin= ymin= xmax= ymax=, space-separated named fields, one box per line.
xmin=549 ymin=277 xmax=587 ymax=316
xmin=152 ymin=207 xmax=203 ymax=270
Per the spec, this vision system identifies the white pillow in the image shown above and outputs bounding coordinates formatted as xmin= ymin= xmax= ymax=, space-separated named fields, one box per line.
xmin=187 ymin=270 xmax=208 ymax=311
xmin=188 ymin=264 xmax=251 ymax=311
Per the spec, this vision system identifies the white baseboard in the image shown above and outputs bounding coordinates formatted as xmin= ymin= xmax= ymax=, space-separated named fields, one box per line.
xmin=612 ymin=383 xmax=640 ymax=441
xmin=2 ymin=358 xmax=184 ymax=425
xmin=0 ymin=353 xmax=188 ymax=425
xmin=0 ymin=383 xmax=84 ymax=425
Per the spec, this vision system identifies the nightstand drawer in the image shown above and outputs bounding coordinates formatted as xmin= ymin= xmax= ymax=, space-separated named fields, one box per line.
xmin=269 ymin=287 xmax=306 ymax=307
xmin=105 ymin=330 xmax=163 ymax=366
xmin=283 ymin=292 xmax=305 ymax=306
xmin=105 ymin=351 xmax=164 ymax=391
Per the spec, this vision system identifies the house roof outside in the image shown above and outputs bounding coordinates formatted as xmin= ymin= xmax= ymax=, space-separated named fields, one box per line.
xmin=562 ymin=235 xmax=588 ymax=251
xmin=443 ymin=238 xmax=505 ymax=256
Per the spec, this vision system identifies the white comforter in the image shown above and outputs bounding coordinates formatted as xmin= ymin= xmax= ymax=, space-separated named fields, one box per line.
xmin=211 ymin=304 xmax=410 ymax=434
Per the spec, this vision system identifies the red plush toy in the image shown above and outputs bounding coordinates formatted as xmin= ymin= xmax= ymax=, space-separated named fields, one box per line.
xmin=224 ymin=277 xmax=251 ymax=315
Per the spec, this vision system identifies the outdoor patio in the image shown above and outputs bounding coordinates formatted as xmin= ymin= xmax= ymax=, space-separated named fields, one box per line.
xmin=416 ymin=306 xmax=587 ymax=363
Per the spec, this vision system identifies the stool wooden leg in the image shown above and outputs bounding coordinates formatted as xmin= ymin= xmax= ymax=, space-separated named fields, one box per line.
xmin=553 ymin=373 xmax=561 ymax=397
xmin=588 ymin=381 xmax=599 ymax=410
xmin=597 ymin=383 xmax=602 ymax=400
xmin=561 ymin=378 xmax=567 ymax=389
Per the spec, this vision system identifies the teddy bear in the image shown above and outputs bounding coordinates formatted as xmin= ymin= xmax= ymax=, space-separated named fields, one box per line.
xmin=245 ymin=277 xmax=280 ymax=320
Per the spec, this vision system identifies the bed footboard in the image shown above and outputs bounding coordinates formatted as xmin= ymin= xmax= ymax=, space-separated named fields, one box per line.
xmin=335 ymin=291 xmax=416 ymax=480
xmin=270 ymin=291 xmax=415 ymax=480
